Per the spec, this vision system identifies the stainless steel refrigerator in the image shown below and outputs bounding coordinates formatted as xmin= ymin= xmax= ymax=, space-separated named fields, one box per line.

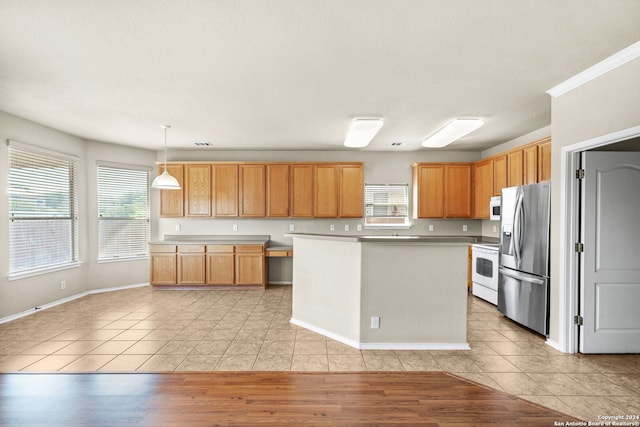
xmin=498 ymin=182 xmax=551 ymax=336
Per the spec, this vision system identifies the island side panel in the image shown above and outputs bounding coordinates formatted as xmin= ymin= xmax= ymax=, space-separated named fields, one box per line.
xmin=360 ymin=242 xmax=468 ymax=346
xmin=290 ymin=237 xmax=361 ymax=345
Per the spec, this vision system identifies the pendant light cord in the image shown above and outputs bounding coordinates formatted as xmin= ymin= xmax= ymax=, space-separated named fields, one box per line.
xmin=162 ymin=125 xmax=171 ymax=172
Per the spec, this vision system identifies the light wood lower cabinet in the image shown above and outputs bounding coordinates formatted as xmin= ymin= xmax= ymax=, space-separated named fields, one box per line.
xmin=150 ymin=245 xmax=177 ymax=285
xmin=177 ymin=245 xmax=206 ymax=285
xmin=206 ymin=245 xmax=235 ymax=285
xmin=151 ymin=244 xmax=265 ymax=287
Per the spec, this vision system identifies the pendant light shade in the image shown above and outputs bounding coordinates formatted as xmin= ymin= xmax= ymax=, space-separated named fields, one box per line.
xmin=151 ymin=125 xmax=181 ymax=190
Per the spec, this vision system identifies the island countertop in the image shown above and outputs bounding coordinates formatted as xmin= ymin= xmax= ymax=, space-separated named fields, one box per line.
xmin=285 ymin=232 xmax=480 ymax=244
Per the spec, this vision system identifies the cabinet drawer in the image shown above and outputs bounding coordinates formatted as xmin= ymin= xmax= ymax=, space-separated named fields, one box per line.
xmin=178 ymin=245 xmax=205 ymax=253
xmin=235 ymin=245 xmax=264 ymax=253
xmin=206 ymin=245 xmax=235 ymax=253
xmin=266 ymin=250 xmax=292 ymax=257
xmin=150 ymin=245 xmax=177 ymax=253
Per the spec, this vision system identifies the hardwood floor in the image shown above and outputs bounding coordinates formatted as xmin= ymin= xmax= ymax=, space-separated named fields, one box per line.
xmin=0 ymin=371 xmax=574 ymax=426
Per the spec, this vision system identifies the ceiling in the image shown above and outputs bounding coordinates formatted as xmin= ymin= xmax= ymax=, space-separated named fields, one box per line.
xmin=1 ymin=1 xmax=640 ymax=152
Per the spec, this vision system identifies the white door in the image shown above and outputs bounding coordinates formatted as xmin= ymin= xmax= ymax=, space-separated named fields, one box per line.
xmin=580 ymin=151 xmax=640 ymax=353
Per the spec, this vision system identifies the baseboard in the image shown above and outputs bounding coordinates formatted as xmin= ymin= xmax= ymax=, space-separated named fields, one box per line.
xmin=0 ymin=282 xmax=150 ymax=325
xmin=545 ymin=338 xmax=566 ymax=353
xmin=267 ymin=281 xmax=292 ymax=285
xmin=290 ymin=317 xmax=471 ymax=351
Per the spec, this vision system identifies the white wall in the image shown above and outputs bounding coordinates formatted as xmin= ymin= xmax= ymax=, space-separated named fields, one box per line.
xmin=0 ymin=111 xmax=157 ymax=318
xmin=549 ymin=56 xmax=640 ymax=344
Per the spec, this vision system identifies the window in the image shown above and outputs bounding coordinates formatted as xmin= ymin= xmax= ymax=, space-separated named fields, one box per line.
xmin=97 ymin=163 xmax=150 ymax=261
xmin=364 ymin=183 xmax=410 ymax=227
xmin=8 ymin=142 xmax=79 ymax=276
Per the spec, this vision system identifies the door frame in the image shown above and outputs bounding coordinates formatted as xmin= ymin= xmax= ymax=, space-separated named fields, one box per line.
xmin=558 ymin=124 xmax=640 ymax=353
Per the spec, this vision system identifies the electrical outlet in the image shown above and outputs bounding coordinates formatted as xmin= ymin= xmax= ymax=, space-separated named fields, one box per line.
xmin=330 ymin=224 xmax=335 ymax=232
xmin=344 ymin=224 xmax=350 ymax=232
xmin=357 ymin=224 xmax=363 ymax=231
xmin=371 ymin=316 xmax=380 ymax=329
xmin=289 ymin=223 xmax=295 ymax=232
xmin=463 ymin=224 xmax=468 ymax=232
xmin=428 ymin=224 xmax=434 ymax=232
xmin=175 ymin=223 xmax=181 ymax=232
xmin=232 ymin=223 xmax=238 ymax=232
xmin=60 ymin=281 xmax=66 ymax=290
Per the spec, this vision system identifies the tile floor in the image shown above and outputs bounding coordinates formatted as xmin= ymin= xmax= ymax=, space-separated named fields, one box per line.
xmin=1 ymin=285 xmax=639 ymax=422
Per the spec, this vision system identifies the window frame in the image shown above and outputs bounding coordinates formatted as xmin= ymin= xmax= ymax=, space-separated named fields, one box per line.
xmin=7 ymin=140 xmax=80 ymax=279
xmin=96 ymin=161 xmax=151 ymax=262
xmin=364 ymin=183 xmax=411 ymax=229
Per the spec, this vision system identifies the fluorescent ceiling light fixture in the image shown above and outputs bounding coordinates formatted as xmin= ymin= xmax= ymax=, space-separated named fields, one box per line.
xmin=344 ymin=118 xmax=384 ymax=148
xmin=421 ymin=118 xmax=484 ymax=148
xmin=152 ymin=125 xmax=181 ymax=190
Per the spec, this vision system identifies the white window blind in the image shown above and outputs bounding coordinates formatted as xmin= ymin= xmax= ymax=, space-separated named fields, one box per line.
xmin=97 ymin=164 xmax=150 ymax=260
xmin=8 ymin=144 xmax=79 ymax=275
xmin=364 ymin=184 xmax=410 ymax=227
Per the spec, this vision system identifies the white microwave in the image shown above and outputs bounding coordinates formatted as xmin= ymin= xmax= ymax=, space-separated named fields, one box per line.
xmin=489 ymin=196 xmax=501 ymax=220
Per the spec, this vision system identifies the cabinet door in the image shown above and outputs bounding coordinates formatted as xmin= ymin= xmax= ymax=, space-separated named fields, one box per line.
xmin=507 ymin=150 xmax=523 ymax=187
xmin=206 ymin=245 xmax=235 ymax=285
xmin=212 ymin=164 xmax=239 ymax=217
xmin=177 ymin=253 xmax=206 ymax=284
xmin=493 ymin=155 xmax=507 ymax=196
xmin=185 ymin=164 xmax=211 ymax=217
xmin=523 ymin=145 xmax=538 ymax=185
xmin=314 ymin=165 xmax=339 ymax=217
xmin=150 ymin=253 xmax=177 ymax=285
xmin=239 ymin=164 xmax=266 ymax=217
xmin=266 ymin=164 xmax=289 ymax=217
xmin=473 ymin=159 xmax=493 ymax=219
xmin=537 ymin=139 xmax=552 ymax=182
xmin=235 ymin=253 xmax=264 ymax=285
xmin=159 ymin=164 xmax=184 ymax=217
xmin=290 ymin=164 xmax=314 ymax=217
xmin=444 ymin=164 xmax=472 ymax=218
xmin=339 ymin=164 xmax=364 ymax=218
xmin=413 ymin=164 xmax=444 ymax=218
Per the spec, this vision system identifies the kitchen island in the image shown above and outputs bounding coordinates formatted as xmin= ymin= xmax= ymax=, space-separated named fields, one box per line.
xmin=286 ymin=233 xmax=473 ymax=350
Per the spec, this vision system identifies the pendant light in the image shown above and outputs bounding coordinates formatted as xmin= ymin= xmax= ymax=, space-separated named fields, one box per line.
xmin=151 ymin=125 xmax=181 ymax=190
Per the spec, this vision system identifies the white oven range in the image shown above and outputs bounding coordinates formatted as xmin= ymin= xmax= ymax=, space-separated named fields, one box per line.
xmin=471 ymin=243 xmax=499 ymax=305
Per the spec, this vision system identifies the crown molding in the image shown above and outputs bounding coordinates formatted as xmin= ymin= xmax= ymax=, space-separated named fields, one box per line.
xmin=547 ymin=40 xmax=640 ymax=98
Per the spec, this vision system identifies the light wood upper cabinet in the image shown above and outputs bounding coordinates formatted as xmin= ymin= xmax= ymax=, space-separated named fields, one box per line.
xmin=507 ymin=149 xmax=523 ymax=187
xmin=159 ymin=164 xmax=184 ymax=217
xmin=314 ymin=165 xmax=339 ymax=218
xmin=473 ymin=159 xmax=494 ymax=219
xmin=212 ymin=164 xmax=239 ymax=217
xmin=444 ymin=163 xmax=473 ymax=218
xmin=290 ymin=164 xmax=314 ymax=217
xmin=185 ymin=164 xmax=211 ymax=217
xmin=239 ymin=164 xmax=265 ymax=217
xmin=266 ymin=164 xmax=289 ymax=217
xmin=523 ymin=144 xmax=538 ymax=185
xmin=413 ymin=164 xmax=444 ymax=218
xmin=493 ymin=155 xmax=507 ymax=196
xmin=537 ymin=138 xmax=552 ymax=182
xmin=413 ymin=163 xmax=472 ymax=218
xmin=339 ymin=164 xmax=364 ymax=218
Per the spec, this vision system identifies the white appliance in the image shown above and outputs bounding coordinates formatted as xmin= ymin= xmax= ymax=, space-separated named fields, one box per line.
xmin=471 ymin=243 xmax=499 ymax=305
xmin=489 ymin=196 xmax=501 ymax=220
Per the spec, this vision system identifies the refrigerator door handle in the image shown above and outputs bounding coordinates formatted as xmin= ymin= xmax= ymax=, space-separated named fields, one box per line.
xmin=499 ymin=267 xmax=545 ymax=285
xmin=513 ymin=191 xmax=524 ymax=266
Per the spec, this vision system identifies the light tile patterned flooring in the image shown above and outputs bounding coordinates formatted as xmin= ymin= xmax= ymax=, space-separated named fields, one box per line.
xmin=1 ymin=285 xmax=639 ymax=422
